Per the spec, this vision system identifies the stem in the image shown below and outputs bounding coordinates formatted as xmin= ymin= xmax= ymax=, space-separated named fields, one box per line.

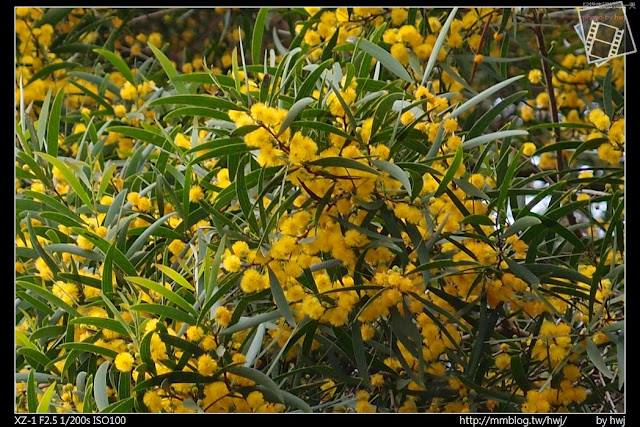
xmin=470 ymin=13 xmax=494 ymax=84
xmin=532 ymin=10 xmax=564 ymax=176
xmin=128 ymin=8 xmax=183 ymax=26
xmin=532 ymin=9 xmax=583 ymax=239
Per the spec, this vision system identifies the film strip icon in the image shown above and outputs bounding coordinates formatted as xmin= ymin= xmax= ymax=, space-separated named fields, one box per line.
xmin=585 ymin=20 xmax=625 ymax=59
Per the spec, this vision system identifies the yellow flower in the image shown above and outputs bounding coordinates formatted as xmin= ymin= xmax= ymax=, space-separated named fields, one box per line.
xmin=214 ymin=306 xmax=232 ymax=327
xmin=197 ymin=354 xmax=218 ymax=376
xmin=115 ymin=352 xmax=135 ymax=372
xmin=523 ymin=142 xmax=537 ymax=156
xmin=189 ymin=185 xmax=205 ymax=203
xmin=528 ymin=69 xmax=543 ymax=84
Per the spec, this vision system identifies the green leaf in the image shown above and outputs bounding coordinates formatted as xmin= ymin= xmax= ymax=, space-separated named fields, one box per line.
xmin=467 ymin=91 xmax=527 ymax=139
xmin=16 ymin=281 xmax=81 ymax=318
xmin=506 ymin=258 xmax=540 ymax=288
xmin=72 ymin=229 xmax=137 ymax=276
xmin=155 ymin=264 xmax=195 ymax=292
xmin=46 ymin=88 xmax=65 ymax=158
xmin=278 ymin=97 xmax=315 ymax=136
xmin=296 ymin=59 xmax=332 ymax=101
xmin=570 ymin=137 xmax=609 ymax=165
xmin=36 ymin=152 xmax=94 ymax=212
xmin=371 ymin=159 xmax=412 ymax=194
xmin=308 ymin=157 xmax=379 ymax=176
xmin=132 ymin=372 xmax=212 ymax=393
xmin=434 ymin=145 xmax=462 ymax=198
xmin=101 ymin=397 xmax=134 ymax=413
xmin=252 ymin=9 xmax=270 ymax=66
xmin=502 ymin=217 xmax=542 ymax=239
xmin=220 ymin=310 xmax=283 ymax=335
xmin=129 ymin=303 xmax=197 ymax=325
xmin=94 ymin=361 xmax=111 ymax=411
xmin=27 ymin=370 xmax=38 ymax=412
xmin=148 ymin=94 xmax=241 ymax=112
xmin=602 ymin=66 xmax=614 ymax=119
xmin=351 ymin=321 xmax=370 ymax=387
xmin=17 ymin=348 xmax=52 ymax=370
xmin=58 ymin=342 xmax=118 ymax=359
xmin=586 ymin=338 xmax=614 ymax=379
xmin=148 ymin=43 xmax=188 ymax=95
xmin=227 ymin=366 xmax=284 ymax=403
xmin=36 ymin=381 xmax=57 ymax=413
xmin=125 ymin=212 xmax=177 ymax=257
xmin=357 ymin=39 xmax=413 ymax=83
xmin=449 ymin=75 xmax=524 ymax=119
xmin=236 ymin=155 xmax=260 ymax=235
xmin=94 ymin=48 xmax=135 ymax=85
xmin=463 ymin=130 xmax=528 ymax=150
xmin=126 ymin=276 xmax=198 ymax=318
xmin=69 ymin=317 xmax=128 ymax=336
xmin=452 ymin=178 xmax=490 ymax=200
xmin=497 ymin=146 xmax=524 ymax=213
xmin=163 ymin=106 xmax=230 ymax=122
xmin=268 ymin=267 xmax=296 ymax=327
xmin=421 ymin=7 xmax=458 ymax=84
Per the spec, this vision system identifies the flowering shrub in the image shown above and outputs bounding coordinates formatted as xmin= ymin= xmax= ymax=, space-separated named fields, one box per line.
xmin=16 ymin=7 xmax=624 ymax=413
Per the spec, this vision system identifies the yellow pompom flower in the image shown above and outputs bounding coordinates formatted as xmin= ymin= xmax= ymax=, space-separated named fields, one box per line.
xmin=523 ymin=142 xmax=537 ymax=156
xmin=115 ymin=352 xmax=135 ymax=372
xmin=528 ymin=69 xmax=543 ymax=84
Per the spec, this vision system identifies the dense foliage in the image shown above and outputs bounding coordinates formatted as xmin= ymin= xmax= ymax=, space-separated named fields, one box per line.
xmin=15 ymin=7 xmax=624 ymax=413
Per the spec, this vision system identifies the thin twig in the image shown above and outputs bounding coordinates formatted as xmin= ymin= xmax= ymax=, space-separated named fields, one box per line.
xmin=470 ymin=14 xmax=494 ymax=84
xmin=531 ymin=9 xmax=583 ymax=239
xmin=128 ymin=8 xmax=182 ymax=26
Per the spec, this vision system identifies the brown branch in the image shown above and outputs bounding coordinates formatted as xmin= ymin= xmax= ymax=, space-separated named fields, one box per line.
xmin=128 ymin=8 xmax=183 ymax=26
xmin=532 ymin=9 xmax=583 ymax=239
xmin=470 ymin=13 xmax=494 ymax=84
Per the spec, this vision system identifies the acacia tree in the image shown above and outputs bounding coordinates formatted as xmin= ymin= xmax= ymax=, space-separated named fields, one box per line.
xmin=15 ymin=7 xmax=624 ymax=413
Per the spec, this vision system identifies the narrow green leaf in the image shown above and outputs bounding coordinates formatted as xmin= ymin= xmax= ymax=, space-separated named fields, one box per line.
xmin=421 ymin=8 xmax=458 ymax=85
xmin=449 ymin=75 xmax=524 ymax=119
xmin=58 ymin=343 xmax=118 ymax=359
xmin=371 ymin=159 xmax=412 ymax=194
xmin=603 ymin=66 xmax=614 ymax=119
xmin=463 ymin=130 xmax=528 ymax=150
xmin=268 ymin=267 xmax=296 ymax=327
xmin=351 ymin=321 xmax=370 ymax=387
xmin=467 ymin=91 xmax=527 ymax=139
xmin=46 ymin=88 xmax=65 ymax=158
xmin=227 ymin=366 xmax=284 ymax=403
xmin=297 ymin=59 xmax=332 ymax=101
xmin=94 ymin=48 xmax=135 ymax=85
xmin=148 ymin=43 xmax=188 ymax=95
xmin=27 ymin=370 xmax=37 ymax=412
xmin=36 ymin=381 xmax=57 ymax=413
xmin=452 ymin=178 xmax=490 ymax=200
xmin=506 ymin=258 xmax=540 ymax=288
xmin=16 ymin=281 xmax=80 ymax=318
xmin=129 ymin=303 xmax=197 ymax=325
xmin=94 ymin=361 xmax=111 ymax=411
xmin=502 ymin=217 xmax=542 ymax=239
xmin=126 ymin=276 xmax=198 ymax=318
xmin=586 ymin=338 xmax=614 ymax=379
xmin=69 ymin=317 xmax=127 ymax=336
xmin=252 ymin=9 xmax=270 ymax=66
xmin=308 ymin=157 xmax=379 ymax=176
xmin=125 ymin=212 xmax=177 ymax=257
xmin=353 ymin=39 xmax=413 ymax=83
xmin=278 ymin=97 xmax=315 ymax=136
xmin=434 ymin=146 xmax=462 ymax=197
xmin=36 ymin=152 xmax=94 ymax=211
xmin=220 ymin=310 xmax=283 ymax=335
xmin=155 ymin=264 xmax=195 ymax=291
